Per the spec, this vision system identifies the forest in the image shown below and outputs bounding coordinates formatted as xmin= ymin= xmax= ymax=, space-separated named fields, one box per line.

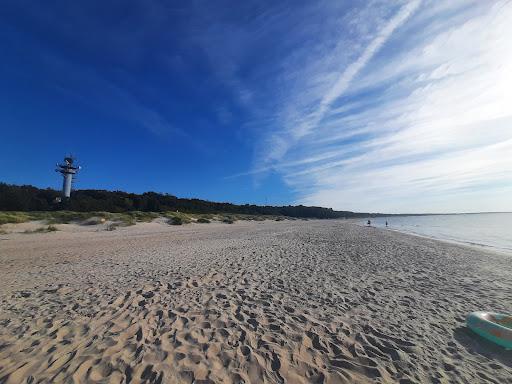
xmin=0 ymin=183 xmax=374 ymax=219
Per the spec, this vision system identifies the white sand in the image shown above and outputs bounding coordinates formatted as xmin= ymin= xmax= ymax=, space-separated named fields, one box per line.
xmin=0 ymin=220 xmax=511 ymax=383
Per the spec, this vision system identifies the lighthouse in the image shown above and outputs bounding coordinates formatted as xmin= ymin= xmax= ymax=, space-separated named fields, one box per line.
xmin=56 ymin=156 xmax=81 ymax=198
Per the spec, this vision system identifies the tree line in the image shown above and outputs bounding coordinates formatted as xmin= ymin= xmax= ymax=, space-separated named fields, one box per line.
xmin=0 ymin=183 xmax=372 ymax=219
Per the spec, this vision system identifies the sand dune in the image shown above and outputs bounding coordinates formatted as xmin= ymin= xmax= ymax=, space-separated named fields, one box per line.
xmin=0 ymin=220 xmax=511 ymax=383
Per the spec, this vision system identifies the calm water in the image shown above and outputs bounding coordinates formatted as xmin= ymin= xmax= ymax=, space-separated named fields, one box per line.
xmin=366 ymin=213 xmax=512 ymax=253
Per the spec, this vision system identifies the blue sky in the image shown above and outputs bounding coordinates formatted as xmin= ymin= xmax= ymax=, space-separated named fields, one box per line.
xmin=1 ymin=1 xmax=511 ymax=212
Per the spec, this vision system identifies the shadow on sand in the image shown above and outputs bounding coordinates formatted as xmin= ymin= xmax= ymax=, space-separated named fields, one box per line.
xmin=454 ymin=326 xmax=512 ymax=368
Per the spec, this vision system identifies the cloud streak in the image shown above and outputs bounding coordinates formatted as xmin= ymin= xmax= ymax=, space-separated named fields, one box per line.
xmin=248 ymin=0 xmax=512 ymax=212
xmin=314 ymin=0 xmax=422 ymax=129
xmin=258 ymin=1 xmax=422 ymax=168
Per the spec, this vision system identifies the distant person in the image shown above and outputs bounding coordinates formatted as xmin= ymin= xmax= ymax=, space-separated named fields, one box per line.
xmin=385 ymin=220 xmax=388 ymax=227
xmin=367 ymin=219 xmax=371 ymax=226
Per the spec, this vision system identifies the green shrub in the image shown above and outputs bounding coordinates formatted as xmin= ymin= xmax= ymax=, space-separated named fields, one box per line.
xmin=45 ymin=211 xmax=95 ymax=224
xmin=114 ymin=215 xmax=136 ymax=226
xmin=197 ymin=218 xmax=210 ymax=223
xmin=222 ymin=217 xmax=235 ymax=224
xmin=0 ymin=212 xmax=31 ymax=225
xmin=164 ymin=211 xmax=191 ymax=224
xmin=123 ymin=217 xmax=136 ymax=226
xmin=167 ymin=216 xmax=183 ymax=225
xmin=125 ymin=211 xmax=159 ymax=223
xmin=24 ymin=225 xmax=58 ymax=234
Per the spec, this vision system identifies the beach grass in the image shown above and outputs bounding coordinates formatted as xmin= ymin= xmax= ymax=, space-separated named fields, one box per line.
xmin=167 ymin=216 xmax=184 ymax=225
xmin=222 ymin=216 xmax=235 ymax=224
xmin=0 ymin=212 xmax=33 ymax=225
xmin=0 ymin=210 xmax=290 ymax=228
xmin=163 ymin=211 xmax=192 ymax=224
xmin=24 ymin=225 xmax=59 ymax=234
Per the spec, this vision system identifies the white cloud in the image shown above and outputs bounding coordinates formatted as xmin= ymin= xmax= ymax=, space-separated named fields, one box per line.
xmin=257 ymin=0 xmax=422 ymax=167
xmin=253 ymin=0 xmax=512 ymax=213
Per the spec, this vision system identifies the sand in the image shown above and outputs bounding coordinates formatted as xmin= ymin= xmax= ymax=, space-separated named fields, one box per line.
xmin=0 ymin=219 xmax=511 ymax=383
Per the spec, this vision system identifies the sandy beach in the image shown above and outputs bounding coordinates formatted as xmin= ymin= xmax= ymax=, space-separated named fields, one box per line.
xmin=0 ymin=219 xmax=511 ymax=383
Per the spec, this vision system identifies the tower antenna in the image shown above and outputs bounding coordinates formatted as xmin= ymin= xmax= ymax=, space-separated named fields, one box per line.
xmin=56 ymin=155 xmax=81 ymax=198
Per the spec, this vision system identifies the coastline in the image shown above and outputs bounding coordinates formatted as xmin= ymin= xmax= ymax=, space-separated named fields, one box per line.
xmin=1 ymin=219 xmax=511 ymax=383
xmin=353 ymin=221 xmax=512 ymax=257
xmin=349 ymin=218 xmax=512 ymax=256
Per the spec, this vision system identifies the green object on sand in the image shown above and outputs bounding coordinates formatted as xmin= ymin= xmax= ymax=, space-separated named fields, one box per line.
xmin=467 ymin=311 xmax=512 ymax=349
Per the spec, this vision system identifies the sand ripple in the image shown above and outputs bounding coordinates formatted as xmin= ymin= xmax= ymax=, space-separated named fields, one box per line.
xmin=0 ymin=220 xmax=511 ymax=383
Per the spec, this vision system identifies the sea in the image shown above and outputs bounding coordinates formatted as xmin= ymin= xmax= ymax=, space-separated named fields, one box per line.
xmin=366 ymin=213 xmax=512 ymax=254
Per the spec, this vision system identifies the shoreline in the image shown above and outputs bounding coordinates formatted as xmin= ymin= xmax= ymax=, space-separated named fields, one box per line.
xmin=353 ymin=221 xmax=512 ymax=257
xmin=1 ymin=219 xmax=511 ymax=383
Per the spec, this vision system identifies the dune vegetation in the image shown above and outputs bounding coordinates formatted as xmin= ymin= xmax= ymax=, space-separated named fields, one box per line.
xmin=0 ymin=210 xmax=291 ymax=230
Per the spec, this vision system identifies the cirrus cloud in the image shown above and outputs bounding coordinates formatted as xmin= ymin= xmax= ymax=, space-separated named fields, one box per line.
xmin=251 ymin=0 xmax=512 ymax=213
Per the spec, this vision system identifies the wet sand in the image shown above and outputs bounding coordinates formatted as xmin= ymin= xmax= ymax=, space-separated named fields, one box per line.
xmin=0 ymin=220 xmax=511 ymax=383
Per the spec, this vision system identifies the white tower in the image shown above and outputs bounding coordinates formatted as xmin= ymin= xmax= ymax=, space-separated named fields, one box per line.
xmin=56 ymin=156 xmax=81 ymax=198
